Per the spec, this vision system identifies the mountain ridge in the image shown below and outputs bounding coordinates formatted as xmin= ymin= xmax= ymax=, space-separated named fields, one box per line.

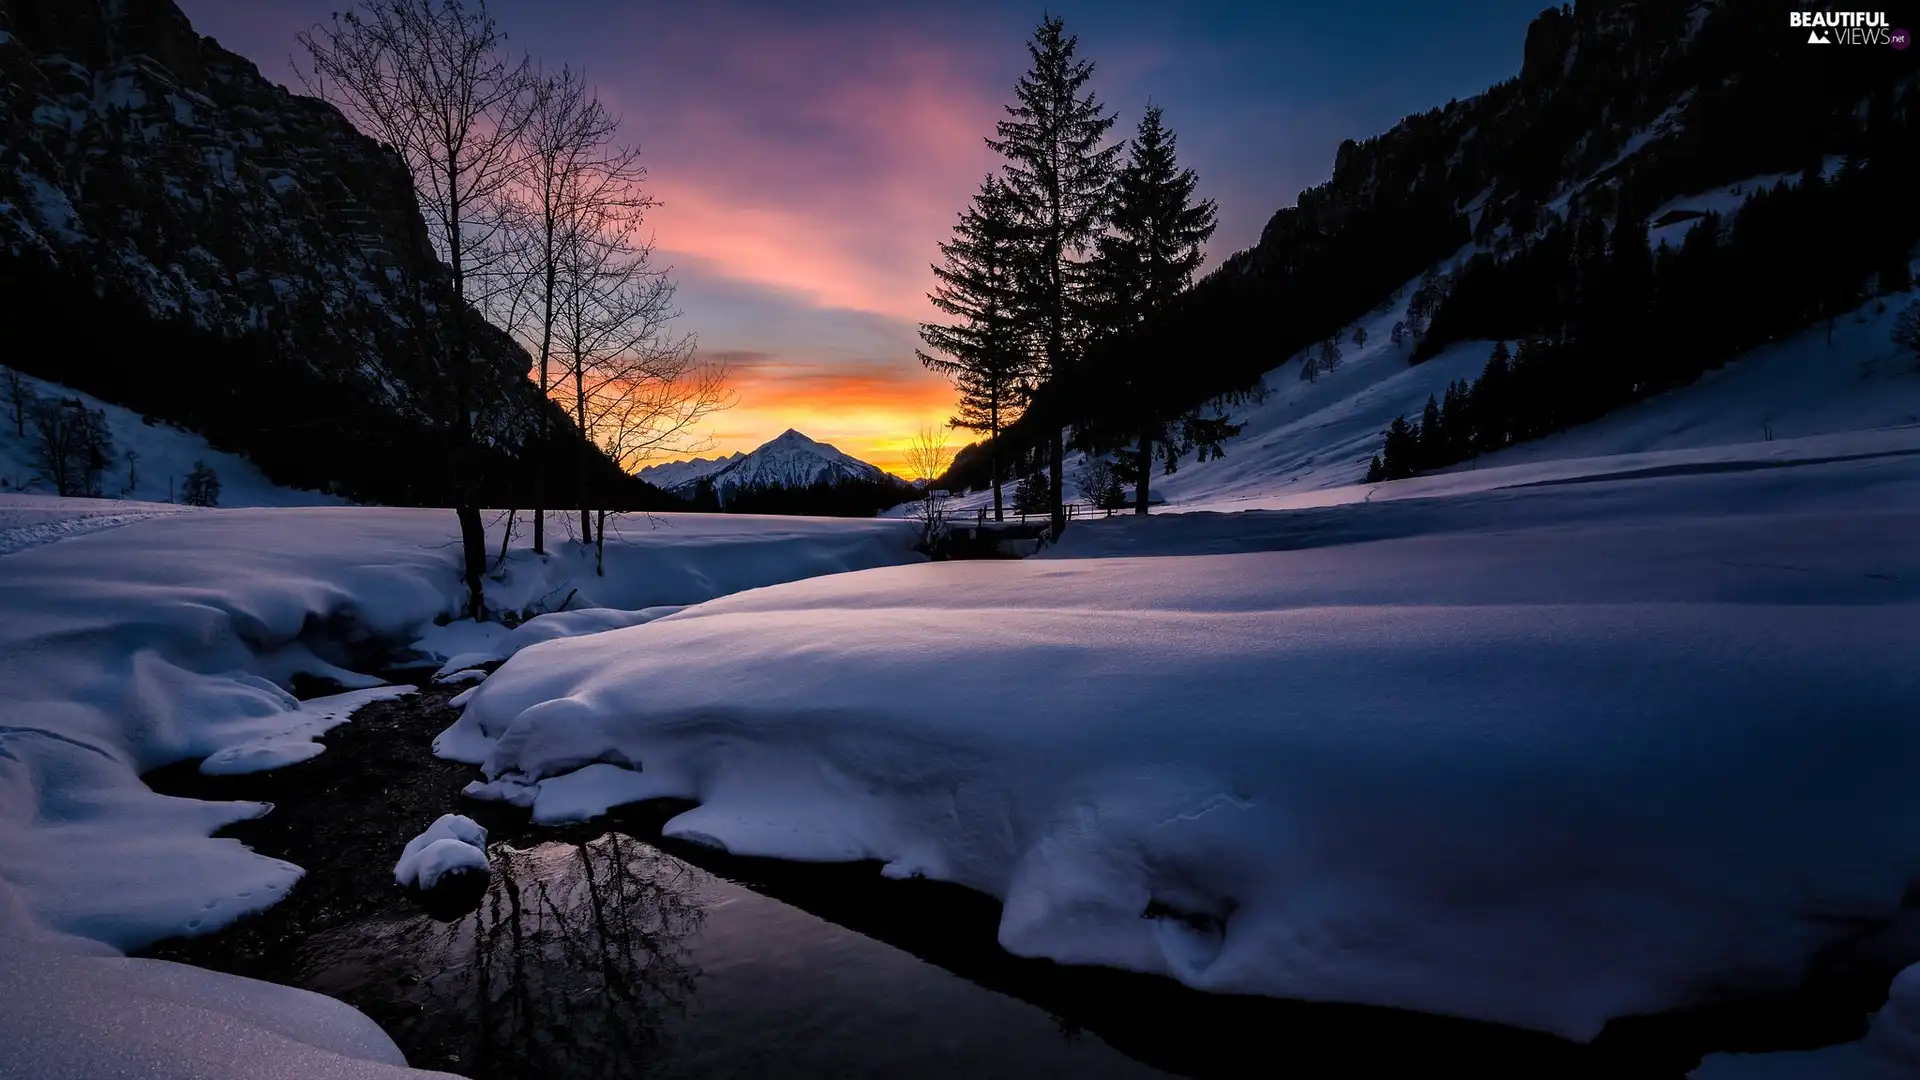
xmin=651 ymin=429 xmax=895 ymax=503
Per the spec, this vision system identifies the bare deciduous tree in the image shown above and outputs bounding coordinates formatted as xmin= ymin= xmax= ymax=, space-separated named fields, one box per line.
xmin=3 ymin=367 xmax=33 ymax=438
xmin=31 ymin=399 xmax=113 ymax=497
xmin=490 ymin=65 xmax=653 ymax=554
xmin=299 ymin=0 xmax=533 ymax=619
xmin=554 ymin=199 xmax=730 ymax=570
xmin=904 ymin=425 xmax=951 ymax=550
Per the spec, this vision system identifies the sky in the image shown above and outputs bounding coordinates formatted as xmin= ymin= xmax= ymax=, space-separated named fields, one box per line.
xmin=180 ymin=0 xmax=1551 ymax=474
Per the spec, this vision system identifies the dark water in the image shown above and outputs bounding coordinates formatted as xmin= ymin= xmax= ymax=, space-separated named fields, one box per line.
xmin=298 ymin=834 xmax=1172 ymax=1079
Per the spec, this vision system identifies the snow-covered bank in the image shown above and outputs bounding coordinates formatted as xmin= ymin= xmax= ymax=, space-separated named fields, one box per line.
xmin=0 ymin=501 xmax=918 ymax=953
xmin=0 ymin=941 xmax=462 ymax=1080
xmin=451 ymin=440 xmax=1920 ymax=1041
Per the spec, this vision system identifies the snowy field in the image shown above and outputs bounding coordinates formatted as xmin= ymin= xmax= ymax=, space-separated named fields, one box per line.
xmin=0 ymin=503 xmax=918 ymax=1078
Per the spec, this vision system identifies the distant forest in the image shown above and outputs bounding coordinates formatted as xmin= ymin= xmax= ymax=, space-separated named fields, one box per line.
xmin=678 ymin=475 xmax=913 ymax=518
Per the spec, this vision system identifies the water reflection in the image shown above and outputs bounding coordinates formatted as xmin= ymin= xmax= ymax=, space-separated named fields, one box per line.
xmin=302 ymin=834 xmax=704 ymax=1079
xmin=301 ymin=831 xmax=1171 ymax=1079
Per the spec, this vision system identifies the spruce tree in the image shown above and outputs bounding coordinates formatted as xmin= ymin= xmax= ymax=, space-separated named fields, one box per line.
xmin=1417 ymin=394 xmax=1443 ymax=470
xmin=1440 ymin=380 xmax=1469 ymax=464
xmin=1012 ymin=460 xmax=1053 ymax=518
xmin=988 ymin=15 xmax=1120 ymax=534
xmin=1317 ymin=337 xmax=1342 ymax=374
xmin=1475 ymin=340 xmax=1512 ymax=453
xmin=183 ymin=460 xmax=221 ymax=507
xmin=1381 ymin=416 xmax=1417 ymax=481
xmin=919 ymin=175 xmax=1034 ymax=523
xmin=1087 ymin=104 xmax=1218 ymax=513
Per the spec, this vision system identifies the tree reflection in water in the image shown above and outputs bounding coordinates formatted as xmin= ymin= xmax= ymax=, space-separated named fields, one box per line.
xmin=312 ymin=833 xmax=705 ymax=1079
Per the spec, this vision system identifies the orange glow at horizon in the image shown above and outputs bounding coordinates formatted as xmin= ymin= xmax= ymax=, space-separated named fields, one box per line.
xmin=653 ymin=356 xmax=967 ymax=477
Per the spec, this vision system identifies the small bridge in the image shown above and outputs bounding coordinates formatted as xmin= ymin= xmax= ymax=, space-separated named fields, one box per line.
xmin=961 ymin=502 xmax=1125 ymax=528
xmin=940 ymin=503 xmax=1127 ymax=559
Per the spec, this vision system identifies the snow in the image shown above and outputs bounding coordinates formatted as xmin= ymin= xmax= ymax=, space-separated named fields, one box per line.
xmin=1054 ymin=290 xmax=1920 ymax=515
xmin=0 ymin=499 xmax=918 ymax=1076
xmin=1647 ymin=156 xmax=1849 ymax=240
xmin=0 ymin=502 xmax=919 ymax=949
xmin=0 ymin=940 xmax=459 ymax=1079
xmin=637 ymin=450 xmax=744 ymax=490
xmin=393 ymin=814 xmax=488 ymax=890
xmin=428 ymin=605 xmax=688 ymax=676
xmin=1475 ymin=295 xmax=1920 ymax=464
xmin=651 ymin=428 xmax=895 ymax=501
xmin=198 ymin=686 xmax=416 ymax=776
xmin=0 ymin=365 xmax=342 ymax=507
xmin=452 ymin=435 xmax=1920 ymax=1042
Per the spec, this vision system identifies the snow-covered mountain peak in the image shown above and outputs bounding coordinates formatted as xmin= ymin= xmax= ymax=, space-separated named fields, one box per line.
xmin=636 ymin=451 xmax=745 ymax=491
xmin=653 ymin=429 xmax=893 ymax=501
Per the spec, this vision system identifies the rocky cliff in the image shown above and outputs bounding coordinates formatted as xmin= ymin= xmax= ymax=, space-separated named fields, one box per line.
xmin=0 ymin=0 xmax=619 ymax=504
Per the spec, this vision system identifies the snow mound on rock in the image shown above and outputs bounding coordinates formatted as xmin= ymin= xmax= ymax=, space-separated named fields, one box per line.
xmin=393 ymin=814 xmax=489 ymax=891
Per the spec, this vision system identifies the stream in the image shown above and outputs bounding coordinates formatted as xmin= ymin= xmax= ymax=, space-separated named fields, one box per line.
xmin=138 ymin=679 xmax=1872 ymax=1079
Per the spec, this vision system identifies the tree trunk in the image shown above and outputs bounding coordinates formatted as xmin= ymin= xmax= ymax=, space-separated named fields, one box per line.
xmin=496 ymin=509 xmax=516 ymax=569
xmin=457 ymin=504 xmax=486 ymax=619
xmin=446 ymin=181 xmax=485 ymax=621
xmin=532 ymin=447 xmax=546 ymax=553
xmin=1136 ymin=431 xmax=1151 ymax=515
xmin=594 ymin=508 xmax=608 ymax=576
xmin=990 ymin=407 xmax=1003 ymax=523
xmin=990 ymin=449 xmax=1003 ymax=523
xmin=533 ymin=241 xmax=557 ymax=556
xmin=1049 ymin=426 xmax=1065 ymax=536
xmin=574 ymin=361 xmax=592 ymax=540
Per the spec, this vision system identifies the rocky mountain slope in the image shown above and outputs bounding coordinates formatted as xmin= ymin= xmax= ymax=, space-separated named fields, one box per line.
xmin=0 ymin=0 xmax=644 ymax=506
xmin=959 ymin=0 xmax=1917 ymax=494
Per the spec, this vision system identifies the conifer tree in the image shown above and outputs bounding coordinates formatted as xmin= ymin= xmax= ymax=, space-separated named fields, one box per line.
xmin=1894 ymin=301 xmax=1920 ymax=370
xmin=1440 ymin=380 xmax=1469 ymax=463
xmin=1380 ymin=415 xmax=1418 ymax=481
xmin=1417 ymin=394 xmax=1443 ymax=470
xmin=1012 ymin=459 xmax=1053 ymax=518
xmin=919 ymin=175 xmax=1034 ymax=522
xmin=1475 ymin=340 xmax=1512 ymax=453
xmin=988 ymin=15 xmax=1120 ymax=534
xmin=1317 ymin=337 xmax=1342 ymax=374
xmin=1087 ymin=104 xmax=1218 ymax=513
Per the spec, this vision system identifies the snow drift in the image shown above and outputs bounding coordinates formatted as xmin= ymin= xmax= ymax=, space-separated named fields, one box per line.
xmin=0 ymin=500 xmax=918 ymax=1076
xmin=0 ymin=940 xmax=462 ymax=1080
xmin=0 ymin=502 xmax=918 ymax=951
xmin=453 ymin=440 xmax=1920 ymax=1041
